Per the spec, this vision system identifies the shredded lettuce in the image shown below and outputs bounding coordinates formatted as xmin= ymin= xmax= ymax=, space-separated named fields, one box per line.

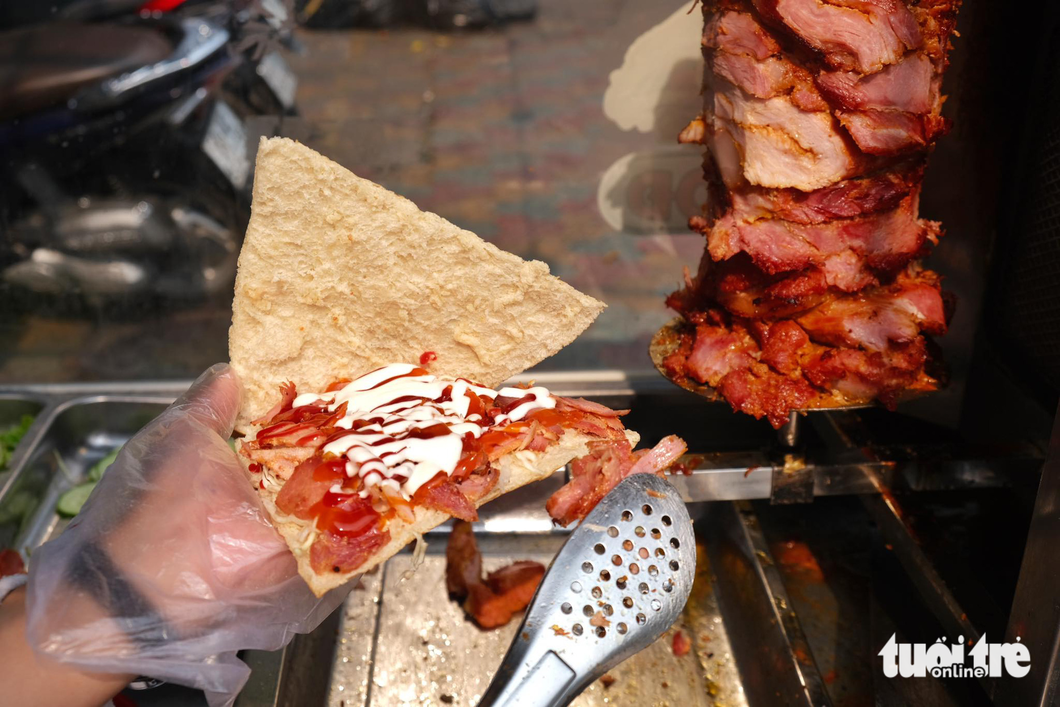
xmin=402 ymin=533 xmax=428 ymax=581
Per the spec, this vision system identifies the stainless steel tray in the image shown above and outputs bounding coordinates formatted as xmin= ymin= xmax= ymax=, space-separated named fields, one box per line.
xmin=0 ymin=397 xmax=172 ymax=552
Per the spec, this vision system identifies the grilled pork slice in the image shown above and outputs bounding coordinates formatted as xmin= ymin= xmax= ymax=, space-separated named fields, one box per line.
xmin=816 ymin=54 xmax=935 ymax=114
xmin=817 ymin=53 xmax=950 ymax=155
xmin=750 ymin=0 xmax=922 ymax=74
xmin=703 ymin=10 xmax=858 ymax=190
xmin=794 ymin=266 xmax=947 ymax=350
xmin=725 ymin=163 xmax=924 ymax=225
xmin=705 ymin=11 xmax=828 ymax=112
xmin=715 ymin=263 xmax=837 ymax=319
xmin=671 ymin=255 xmax=947 ymax=344
xmin=669 ymin=248 xmax=879 ymax=321
xmin=708 ymin=64 xmax=861 ymax=191
xmin=705 ymin=9 xmax=779 ymax=62
xmin=662 ymin=309 xmax=942 ymax=427
xmin=837 ymin=109 xmax=949 ymax=156
xmin=908 ymin=0 xmax=962 ymax=63
xmin=668 ymin=251 xmax=837 ymax=320
xmin=704 ymin=193 xmax=939 ymax=278
xmin=547 ymin=433 xmax=687 ymax=528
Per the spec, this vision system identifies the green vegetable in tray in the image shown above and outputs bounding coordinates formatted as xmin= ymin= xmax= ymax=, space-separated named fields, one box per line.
xmin=0 ymin=414 xmax=34 ymax=471
xmin=88 ymin=447 xmax=121 ymax=482
xmin=0 ymin=489 xmax=36 ymax=527
xmin=57 ymin=482 xmax=97 ymax=518
xmin=56 ymin=446 xmax=122 ymax=518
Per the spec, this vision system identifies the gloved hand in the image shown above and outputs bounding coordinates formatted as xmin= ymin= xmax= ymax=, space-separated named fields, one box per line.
xmin=25 ymin=364 xmax=346 ymax=706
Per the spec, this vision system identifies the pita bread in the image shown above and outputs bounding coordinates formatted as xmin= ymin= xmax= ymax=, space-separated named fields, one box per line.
xmin=241 ymin=428 xmax=640 ymax=596
xmin=229 ymin=137 xmax=605 ymax=433
xmin=228 ymin=139 xmax=624 ymax=595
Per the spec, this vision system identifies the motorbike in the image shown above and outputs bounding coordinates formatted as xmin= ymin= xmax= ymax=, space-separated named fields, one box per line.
xmin=0 ymin=0 xmax=300 ymax=309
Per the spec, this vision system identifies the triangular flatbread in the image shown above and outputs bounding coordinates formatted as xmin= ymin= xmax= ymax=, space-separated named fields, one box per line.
xmin=229 ymin=137 xmax=604 ymax=433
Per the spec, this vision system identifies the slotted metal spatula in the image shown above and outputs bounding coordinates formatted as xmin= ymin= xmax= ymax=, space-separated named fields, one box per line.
xmin=478 ymin=473 xmax=697 ymax=707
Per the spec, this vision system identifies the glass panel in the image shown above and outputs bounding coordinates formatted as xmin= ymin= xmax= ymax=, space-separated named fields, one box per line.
xmin=0 ymin=0 xmax=703 ymax=382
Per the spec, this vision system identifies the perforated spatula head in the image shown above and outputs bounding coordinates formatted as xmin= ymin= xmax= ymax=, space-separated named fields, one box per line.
xmin=478 ymin=473 xmax=696 ymax=707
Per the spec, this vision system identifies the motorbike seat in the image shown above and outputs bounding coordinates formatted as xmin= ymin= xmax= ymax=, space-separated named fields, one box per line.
xmin=0 ymin=22 xmax=173 ymax=121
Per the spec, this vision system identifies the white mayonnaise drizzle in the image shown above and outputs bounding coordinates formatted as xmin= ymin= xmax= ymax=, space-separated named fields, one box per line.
xmin=290 ymin=364 xmax=556 ymax=500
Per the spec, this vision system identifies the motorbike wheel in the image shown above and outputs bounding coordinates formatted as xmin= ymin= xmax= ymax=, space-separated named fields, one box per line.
xmin=1 ymin=190 xmax=244 ymax=316
xmin=144 ymin=174 xmax=247 ymax=304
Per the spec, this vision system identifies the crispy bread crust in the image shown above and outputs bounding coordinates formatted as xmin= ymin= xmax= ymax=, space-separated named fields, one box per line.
xmin=229 ymin=137 xmax=604 ymax=434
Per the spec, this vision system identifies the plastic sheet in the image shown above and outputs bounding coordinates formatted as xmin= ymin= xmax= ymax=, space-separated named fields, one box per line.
xmin=26 ymin=364 xmax=346 ymax=706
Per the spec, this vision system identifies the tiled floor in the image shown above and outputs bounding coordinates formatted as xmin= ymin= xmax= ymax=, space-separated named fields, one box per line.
xmin=0 ymin=0 xmax=706 ymax=383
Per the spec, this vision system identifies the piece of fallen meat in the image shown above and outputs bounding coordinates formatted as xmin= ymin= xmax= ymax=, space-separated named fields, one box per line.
xmin=446 ymin=520 xmax=545 ymax=630
xmin=547 ymin=435 xmax=688 ymax=527
xmin=672 ymin=630 xmax=692 ymax=657
xmin=486 ymin=561 xmax=546 ymax=597
xmin=445 ymin=517 xmax=482 ymax=596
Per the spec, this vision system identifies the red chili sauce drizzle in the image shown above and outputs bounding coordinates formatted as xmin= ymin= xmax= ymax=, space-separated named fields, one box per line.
xmin=241 ymin=366 xmax=621 ymax=574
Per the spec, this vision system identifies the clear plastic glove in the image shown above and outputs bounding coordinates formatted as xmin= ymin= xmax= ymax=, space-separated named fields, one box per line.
xmin=25 ymin=364 xmax=346 ymax=706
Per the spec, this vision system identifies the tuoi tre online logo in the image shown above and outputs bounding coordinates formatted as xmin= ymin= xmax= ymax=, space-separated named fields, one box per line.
xmin=879 ymin=634 xmax=1030 ymax=679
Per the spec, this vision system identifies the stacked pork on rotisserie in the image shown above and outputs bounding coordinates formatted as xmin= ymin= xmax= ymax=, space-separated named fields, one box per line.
xmin=664 ymin=0 xmax=960 ymax=428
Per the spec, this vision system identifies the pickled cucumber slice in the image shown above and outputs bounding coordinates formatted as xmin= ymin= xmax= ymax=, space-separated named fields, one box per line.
xmin=57 ymin=482 xmax=97 ymax=518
